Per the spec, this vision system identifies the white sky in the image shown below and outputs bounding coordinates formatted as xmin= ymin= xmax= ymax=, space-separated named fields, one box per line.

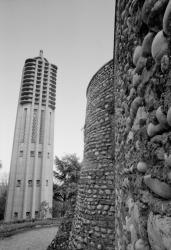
xmin=0 ymin=0 xmax=114 ymax=176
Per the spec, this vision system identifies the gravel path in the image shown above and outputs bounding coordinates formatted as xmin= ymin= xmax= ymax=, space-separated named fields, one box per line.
xmin=0 ymin=226 xmax=58 ymax=250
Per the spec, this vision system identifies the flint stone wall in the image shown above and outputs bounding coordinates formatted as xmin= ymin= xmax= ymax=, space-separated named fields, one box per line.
xmin=114 ymin=0 xmax=171 ymax=249
xmin=69 ymin=60 xmax=115 ymax=250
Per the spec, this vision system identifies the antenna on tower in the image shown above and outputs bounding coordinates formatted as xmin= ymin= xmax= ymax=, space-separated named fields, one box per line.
xmin=39 ymin=50 xmax=43 ymax=58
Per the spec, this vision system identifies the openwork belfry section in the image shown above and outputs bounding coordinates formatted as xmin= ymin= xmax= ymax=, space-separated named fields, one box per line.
xmin=68 ymin=60 xmax=115 ymax=250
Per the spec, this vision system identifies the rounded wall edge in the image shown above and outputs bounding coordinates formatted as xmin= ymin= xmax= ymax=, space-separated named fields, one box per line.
xmin=86 ymin=59 xmax=114 ymax=97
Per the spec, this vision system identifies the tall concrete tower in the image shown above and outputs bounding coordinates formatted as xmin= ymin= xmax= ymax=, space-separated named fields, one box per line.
xmin=5 ymin=51 xmax=57 ymax=222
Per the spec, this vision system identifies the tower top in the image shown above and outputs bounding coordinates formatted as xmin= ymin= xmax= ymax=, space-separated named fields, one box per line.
xmin=39 ymin=50 xmax=43 ymax=59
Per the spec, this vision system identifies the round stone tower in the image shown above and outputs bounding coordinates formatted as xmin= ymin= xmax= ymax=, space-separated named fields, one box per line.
xmin=69 ymin=59 xmax=115 ymax=250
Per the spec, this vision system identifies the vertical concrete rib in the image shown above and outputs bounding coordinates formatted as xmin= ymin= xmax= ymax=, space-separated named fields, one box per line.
xmin=22 ymin=64 xmax=37 ymax=219
xmin=40 ymin=63 xmax=50 ymax=204
xmin=31 ymin=60 xmax=44 ymax=218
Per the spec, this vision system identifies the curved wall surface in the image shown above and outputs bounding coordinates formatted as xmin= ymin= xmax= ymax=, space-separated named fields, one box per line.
xmin=69 ymin=60 xmax=115 ymax=250
xmin=114 ymin=0 xmax=171 ymax=249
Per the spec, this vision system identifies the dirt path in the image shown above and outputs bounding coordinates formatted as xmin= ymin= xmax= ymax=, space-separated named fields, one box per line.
xmin=0 ymin=226 xmax=58 ymax=250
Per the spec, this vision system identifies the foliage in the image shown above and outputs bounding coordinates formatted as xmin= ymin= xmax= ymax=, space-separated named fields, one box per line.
xmin=47 ymin=216 xmax=73 ymax=250
xmin=52 ymin=154 xmax=81 ymax=217
xmin=52 ymin=199 xmax=64 ymax=218
xmin=48 ymin=154 xmax=81 ymax=249
xmin=0 ymin=176 xmax=8 ymax=221
xmin=40 ymin=201 xmax=51 ymax=219
xmin=53 ymin=154 xmax=81 ymax=184
xmin=0 ymin=188 xmax=7 ymax=221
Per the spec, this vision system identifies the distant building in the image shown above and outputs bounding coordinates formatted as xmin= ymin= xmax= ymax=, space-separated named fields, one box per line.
xmin=5 ymin=51 xmax=57 ymax=221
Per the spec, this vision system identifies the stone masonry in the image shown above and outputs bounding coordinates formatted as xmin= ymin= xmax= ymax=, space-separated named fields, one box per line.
xmin=114 ymin=0 xmax=171 ymax=249
xmin=50 ymin=1 xmax=171 ymax=249
xmin=68 ymin=60 xmax=115 ymax=250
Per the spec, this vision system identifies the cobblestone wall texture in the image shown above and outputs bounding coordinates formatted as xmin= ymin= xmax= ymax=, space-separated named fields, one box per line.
xmin=114 ymin=0 xmax=171 ymax=249
xmin=68 ymin=60 xmax=115 ymax=250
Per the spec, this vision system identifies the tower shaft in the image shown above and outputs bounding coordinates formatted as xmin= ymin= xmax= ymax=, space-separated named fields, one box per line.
xmin=5 ymin=51 xmax=57 ymax=221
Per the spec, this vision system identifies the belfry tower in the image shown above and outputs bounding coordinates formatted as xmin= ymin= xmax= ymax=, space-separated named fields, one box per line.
xmin=5 ymin=51 xmax=57 ymax=221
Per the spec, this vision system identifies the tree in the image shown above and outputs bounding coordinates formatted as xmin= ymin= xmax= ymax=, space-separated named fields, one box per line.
xmin=0 ymin=173 xmax=8 ymax=221
xmin=53 ymin=154 xmax=81 ymax=217
xmin=40 ymin=200 xmax=51 ymax=219
xmin=53 ymin=154 xmax=81 ymax=184
xmin=0 ymin=189 xmax=7 ymax=221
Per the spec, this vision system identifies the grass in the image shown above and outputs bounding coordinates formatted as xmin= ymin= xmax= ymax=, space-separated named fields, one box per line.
xmin=0 ymin=218 xmax=61 ymax=239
